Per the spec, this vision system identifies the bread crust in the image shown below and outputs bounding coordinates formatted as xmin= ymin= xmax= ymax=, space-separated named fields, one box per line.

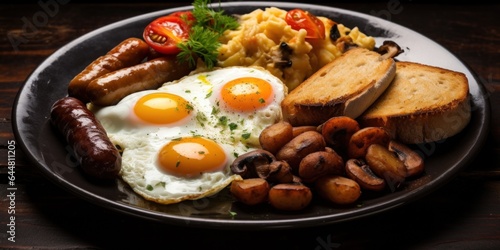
xmin=358 ymin=62 xmax=471 ymax=144
xmin=281 ymin=47 xmax=396 ymax=126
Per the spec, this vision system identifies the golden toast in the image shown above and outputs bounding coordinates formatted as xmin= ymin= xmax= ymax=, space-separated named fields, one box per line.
xmin=281 ymin=47 xmax=396 ymax=126
xmin=358 ymin=61 xmax=471 ymax=144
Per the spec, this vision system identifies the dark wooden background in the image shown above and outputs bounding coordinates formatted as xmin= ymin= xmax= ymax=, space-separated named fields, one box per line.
xmin=1 ymin=1 xmax=499 ymax=249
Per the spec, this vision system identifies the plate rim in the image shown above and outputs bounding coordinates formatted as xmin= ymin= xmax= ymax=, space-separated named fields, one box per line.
xmin=12 ymin=1 xmax=491 ymax=230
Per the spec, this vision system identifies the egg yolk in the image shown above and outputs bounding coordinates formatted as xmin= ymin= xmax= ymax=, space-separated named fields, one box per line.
xmin=220 ymin=77 xmax=273 ymax=112
xmin=134 ymin=92 xmax=192 ymax=125
xmin=157 ymin=137 xmax=227 ymax=178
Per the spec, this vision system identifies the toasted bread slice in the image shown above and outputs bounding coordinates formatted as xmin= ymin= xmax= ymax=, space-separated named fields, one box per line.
xmin=358 ymin=61 xmax=471 ymax=144
xmin=281 ymin=47 xmax=396 ymax=126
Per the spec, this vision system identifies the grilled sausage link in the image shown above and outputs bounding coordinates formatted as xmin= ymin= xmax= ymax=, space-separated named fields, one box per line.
xmin=50 ymin=97 xmax=121 ymax=180
xmin=68 ymin=37 xmax=149 ymax=102
xmin=86 ymin=56 xmax=192 ymax=106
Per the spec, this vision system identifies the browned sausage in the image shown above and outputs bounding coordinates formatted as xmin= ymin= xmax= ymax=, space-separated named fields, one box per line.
xmin=86 ymin=56 xmax=192 ymax=106
xmin=68 ymin=37 xmax=150 ymax=102
xmin=50 ymin=97 xmax=121 ymax=179
xmin=106 ymin=37 xmax=150 ymax=63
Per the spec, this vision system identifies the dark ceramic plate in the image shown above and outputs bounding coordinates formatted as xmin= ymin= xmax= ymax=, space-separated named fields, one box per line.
xmin=12 ymin=2 xmax=490 ymax=230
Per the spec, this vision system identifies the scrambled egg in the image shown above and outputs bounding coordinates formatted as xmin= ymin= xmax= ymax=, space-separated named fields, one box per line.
xmin=217 ymin=7 xmax=375 ymax=90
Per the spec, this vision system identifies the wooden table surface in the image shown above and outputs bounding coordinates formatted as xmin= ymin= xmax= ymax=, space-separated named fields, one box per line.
xmin=1 ymin=1 xmax=499 ymax=249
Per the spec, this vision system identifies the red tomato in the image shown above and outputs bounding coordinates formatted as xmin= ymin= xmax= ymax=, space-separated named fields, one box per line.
xmin=169 ymin=11 xmax=195 ymax=26
xmin=143 ymin=14 xmax=191 ymax=55
xmin=285 ymin=9 xmax=325 ymax=39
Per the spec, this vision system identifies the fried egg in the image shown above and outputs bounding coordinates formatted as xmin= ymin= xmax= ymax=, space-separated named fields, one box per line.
xmin=93 ymin=66 xmax=287 ymax=204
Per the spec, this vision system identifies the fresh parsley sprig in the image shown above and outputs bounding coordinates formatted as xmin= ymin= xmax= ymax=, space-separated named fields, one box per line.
xmin=177 ymin=26 xmax=220 ymax=69
xmin=177 ymin=0 xmax=239 ymax=69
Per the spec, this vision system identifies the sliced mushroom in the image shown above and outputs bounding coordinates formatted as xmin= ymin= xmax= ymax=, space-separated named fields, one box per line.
xmin=389 ymin=140 xmax=425 ymax=178
xmin=345 ymin=159 xmax=386 ymax=192
xmin=255 ymin=160 xmax=294 ymax=184
xmin=330 ymin=24 xmax=341 ymax=41
xmin=320 ymin=116 xmax=360 ymax=155
xmin=273 ymin=42 xmax=293 ymax=69
xmin=347 ymin=127 xmax=391 ymax=159
xmin=230 ymin=149 xmax=276 ymax=178
xmin=377 ymin=40 xmax=404 ymax=60
xmin=365 ymin=144 xmax=407 ymax=191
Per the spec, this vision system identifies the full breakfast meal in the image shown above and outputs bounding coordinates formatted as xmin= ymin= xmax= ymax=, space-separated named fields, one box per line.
xmin=49 ymin=0 xmax=471 ymax=212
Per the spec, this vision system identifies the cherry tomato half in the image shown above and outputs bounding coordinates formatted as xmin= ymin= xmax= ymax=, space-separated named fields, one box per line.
xmin=143 ymin=14 xmax=191 ymax=55
xmin=285 ymin=9 xmax=325 ymax=39
xmin=169 ymin=11 xmax=195 ymax=26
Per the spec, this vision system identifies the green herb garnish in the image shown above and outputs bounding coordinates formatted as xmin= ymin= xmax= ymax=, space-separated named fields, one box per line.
xmin=218 ymin=116 xmax=228 ymax=126
xmin=242 ymin=133 xmax=251 ymax=140
xmin=229 ymin=122 xmax=238 ymax=131
xmin=177 ymin=0 xmax=239 ymax=69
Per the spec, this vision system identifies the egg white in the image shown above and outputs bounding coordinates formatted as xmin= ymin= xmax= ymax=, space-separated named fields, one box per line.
xmin=93 ymin=66 xmax=287 ymax=204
